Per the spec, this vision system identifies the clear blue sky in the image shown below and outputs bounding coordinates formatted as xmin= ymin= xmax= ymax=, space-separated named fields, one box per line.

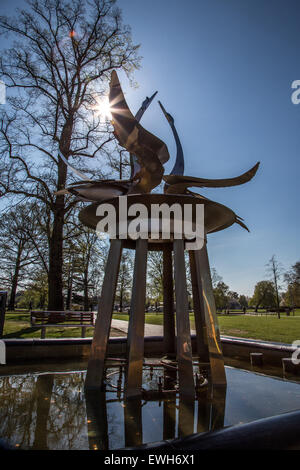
xmin=1 ymin=0 xmax=300 ymax=296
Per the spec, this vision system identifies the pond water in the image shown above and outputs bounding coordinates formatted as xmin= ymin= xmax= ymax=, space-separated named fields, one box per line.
xmin=1 ymin=364 xmax=300 ymax=450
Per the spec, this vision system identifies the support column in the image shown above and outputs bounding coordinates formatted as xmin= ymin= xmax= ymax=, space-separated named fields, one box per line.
xmin=173 ymin=239 xmax=195 ymax=398
xmin=189 ymin=251 xmax=210 ymax=362
xmin=178 ymin=398 xmax=195 ymax=438
xmin=193 ymin=243 xmax=227 ymax=386
xmin=124 ymin=398 xmax=143 ymax=447
xmin=85 ymin=390 xmax=109 ymax=450
xmin=163 ymin=367 xmax=177 ymax=440
xmin=85 ymin=239 xmax=123 ymax=390
xmin=197 ymin=386 xmax=211 ymax=433
xmin=210 ymin=386 xmax=227 ymax=431
xmin=163 ymin=246 xmax=175 ymax=356
xmin=125 ymin=239 xmax=148 ymax=399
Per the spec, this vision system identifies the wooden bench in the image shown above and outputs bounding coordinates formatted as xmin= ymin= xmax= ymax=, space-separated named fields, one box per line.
xmin=30 ymin=310 xmax=95 ymax=338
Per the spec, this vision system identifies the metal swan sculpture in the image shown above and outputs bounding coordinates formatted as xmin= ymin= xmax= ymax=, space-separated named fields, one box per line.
xmin=57 ymin=70 xmax=259 ymax=233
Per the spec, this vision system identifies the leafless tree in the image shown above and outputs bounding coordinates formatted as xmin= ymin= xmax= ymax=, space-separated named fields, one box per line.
xmin=0 ymin=205 xmax=41 ymax=309
xmin=266 ymin=254 xmax=282 ymax=318
xmin=68 ymin=223 xmax=107 ymax=310
xmin=115 ymin=250 xmax=133 ymax=312
xmin=0 ymin=0 xmax=140 ymax=309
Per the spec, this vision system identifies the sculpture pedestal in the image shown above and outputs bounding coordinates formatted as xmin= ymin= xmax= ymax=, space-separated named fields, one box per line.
xmin=84 ymin=194 xmax=227 ymax=398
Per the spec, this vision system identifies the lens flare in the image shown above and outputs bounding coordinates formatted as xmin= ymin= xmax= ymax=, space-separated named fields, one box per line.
xmin=92 ymin=96 xmax=112 ymax=122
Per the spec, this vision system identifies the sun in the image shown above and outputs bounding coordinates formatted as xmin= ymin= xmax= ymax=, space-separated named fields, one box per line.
xmin=92 ymin=95 xmax=112 ymax=122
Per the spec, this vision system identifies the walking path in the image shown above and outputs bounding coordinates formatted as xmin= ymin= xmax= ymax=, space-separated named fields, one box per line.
xmin=111 ymin=318 xmax=197 ymax=336
xmin=111 ymin=319 xmax=164 ymax=336
xmin=111 ymin=319 xmax=292 ymax=346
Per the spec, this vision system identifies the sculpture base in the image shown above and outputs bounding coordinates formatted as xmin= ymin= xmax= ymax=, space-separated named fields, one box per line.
xmin=84 ymin=231 xmax=226 ymax=398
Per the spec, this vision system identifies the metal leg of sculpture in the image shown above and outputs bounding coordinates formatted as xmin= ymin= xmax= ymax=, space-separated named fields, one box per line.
xmin=85 ymin=239 xmax=123 ymax=390
xmin=163 ymin=367 xmax=177 ymax=440
xmin=178 ymin=397 xmax=195 ymax=438
xmin=197 ymin=387 xmax=211 ymax=433
xmin=189 ymin=250 xmax=210 ymax=363
xmin=163 ymin=246 xmax=175 ymax=356
xmin=125 ymin=239 xmax=148 ymax=399
xmin=173 ymin=239 xmax=195 ymax=398
xmin=124 ymin=398 xmax=143 ymax=447
xmin=85 ymin=390 xmax=109 ymax=450
xmin=193 ymin=243 xmax=227 ymax=387
xmin=210 ymin=386 xmax=227 ymax=431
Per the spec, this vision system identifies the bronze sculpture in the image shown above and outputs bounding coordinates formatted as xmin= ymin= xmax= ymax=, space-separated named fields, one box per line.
xmin=60 ymin=70 xmax=259 ymax=398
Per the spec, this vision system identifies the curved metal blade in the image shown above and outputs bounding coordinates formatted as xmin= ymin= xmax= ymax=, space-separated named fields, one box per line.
xmin=188 ymin=189 xmax=250 ymax=233
xmin=109 ymin=70 xmax=170 ymax=193
xmin=58 ymin=152 xmax=92 ymax=182
xmin=164 ymin=162 xmax=260 ymax=193
xmin=158 ymin=100 xmax=184 ymax=176
xmin=130 ymin=91 xmax=158 ymax=179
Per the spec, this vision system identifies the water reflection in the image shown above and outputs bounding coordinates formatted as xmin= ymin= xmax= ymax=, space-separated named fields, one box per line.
xmin=1 ymin=366 xmax=300 ymax=450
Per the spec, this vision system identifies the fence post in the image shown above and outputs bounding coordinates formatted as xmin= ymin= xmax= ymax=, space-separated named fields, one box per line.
xmin=0 ymin=292 xmax=7 ymax=339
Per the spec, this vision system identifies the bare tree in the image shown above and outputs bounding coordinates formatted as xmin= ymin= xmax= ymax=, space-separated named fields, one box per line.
xmin=71 ymin=228 xmax=106 ymax=310
xmin=0 ymin=0 xmax=140 ymax=309
xmin=115 ymin=250 xmax=133 ymax=312
xmin=0 ymin=205 xmax=40 ymax=309
xmin=266 ymin=255 xmax=282 ymax=319
xmin=147 ymin=251 xmax=163 ymax=304
xmin=211 ymin=268 xmax=223 ymax=288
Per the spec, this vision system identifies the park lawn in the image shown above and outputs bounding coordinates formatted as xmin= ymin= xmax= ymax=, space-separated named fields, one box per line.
xmin=2 ymin=312 xmax=123 ymax=339
xmin=113 ymin=312 xmax=300 ymax=345
xmin=217 ymin=315 xmax=300 ymax=344
xmin=3 ymin=310 xmax=300 ymax=344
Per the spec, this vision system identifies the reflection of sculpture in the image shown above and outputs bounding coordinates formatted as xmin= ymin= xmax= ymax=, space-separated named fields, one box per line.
xmin=59 ymin=70 xmax=259 ymax=399
xmin=84 ymin=365 xmax=226 ymax=449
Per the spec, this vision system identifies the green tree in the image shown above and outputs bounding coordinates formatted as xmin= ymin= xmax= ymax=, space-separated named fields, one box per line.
xmin=239 ymin=295 xmax=248 ymax=309
xmin=18 ymin=270 xmax=48 ymax=309
xmin=284 ymin=261 xmax=300 ymax=311
xmin=250 ymin=280 xmax=276 ymax=311
xmin=213 ymin=281 xmax=229 ymax=311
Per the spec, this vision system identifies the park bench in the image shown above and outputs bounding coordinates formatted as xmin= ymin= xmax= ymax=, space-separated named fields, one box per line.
xmin=30 ymin=310 xmax=95 ymax=338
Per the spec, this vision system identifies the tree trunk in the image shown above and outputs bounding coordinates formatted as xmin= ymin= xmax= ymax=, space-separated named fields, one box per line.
xmin=66 ymin=286 xmax=72 ymax=310
xmin=83 ymin=267 xmax=89 ymax=311
xmin=119 ymin=287 xmax=123 ymax=312
xmin=48 ymin=201 xmax=65 ymax=310
xmin=66 ymin=270 xmax=73 ymax=310
xmin=48 ymin=121 xmax=72 ymax=311
xmin=8 ymin=241 xmax=23 ymax=310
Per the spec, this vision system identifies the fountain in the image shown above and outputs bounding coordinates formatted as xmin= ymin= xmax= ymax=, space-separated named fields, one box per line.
xmin=2 ymin=71 xmax=300 ymax=451
xmin=65 ymin=70 xmax=259 ymax=398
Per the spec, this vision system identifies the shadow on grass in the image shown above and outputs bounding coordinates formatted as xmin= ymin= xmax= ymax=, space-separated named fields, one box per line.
xmin=3 ymin=326 xmax=42 ymax=339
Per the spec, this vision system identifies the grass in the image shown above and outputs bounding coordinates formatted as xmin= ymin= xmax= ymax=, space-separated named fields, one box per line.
xmin=113 ymin=310 xmax=300 ymax=345
xmin=2 ymin=312 xmax=124 ymax=339
xmin=3 ymin=310 xmax=300 ymax=344
xmin=217 ymin=314 xmax=300 ymax=344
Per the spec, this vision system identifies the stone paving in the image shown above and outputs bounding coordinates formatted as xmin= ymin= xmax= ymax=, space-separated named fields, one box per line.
xmin=111 ymin=318 xmax=197 ymax=336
